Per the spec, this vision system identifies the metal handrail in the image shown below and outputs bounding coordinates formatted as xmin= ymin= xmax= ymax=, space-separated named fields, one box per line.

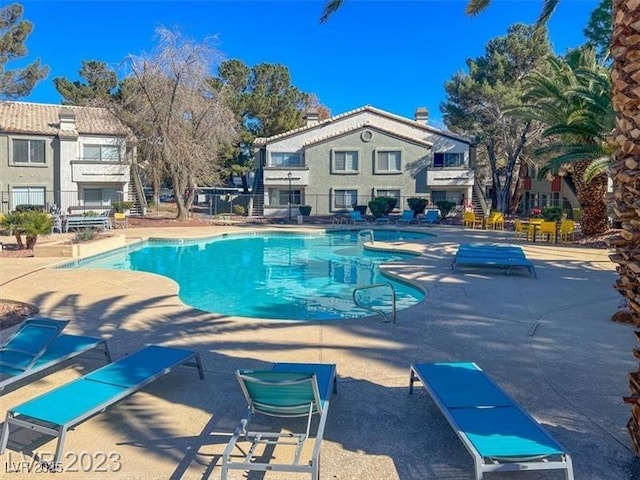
xmin=357 ymin=229 xmax=374 ymax=244
xmin=352 ymin=282 xmax=396 ymax=324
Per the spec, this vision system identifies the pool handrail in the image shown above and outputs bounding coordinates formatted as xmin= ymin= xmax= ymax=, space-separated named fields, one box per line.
xmin=352 ymin=282 xmax=396 ymax=324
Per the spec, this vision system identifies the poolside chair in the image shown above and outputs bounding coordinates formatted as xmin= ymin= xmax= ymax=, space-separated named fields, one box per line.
xmin=349 ymin=210 xmax=368 ymax=225
xmin=452 ymin=243 xmax=537 ymax=278
xmin=418 ymin=209 xmax=440 ymax=225
xmin=114 ymin=212 xmax=128 ymax=228
xmin=409 ymin=362 xmax=574 ymax=480
xmin=463 ymin=211 xmax=483 ymax=229
xmin=0 ymin=345 xmax=204 ymax=464
xmin=396 ymin=210 xmax=416 ymax=225
xmin=559 ymin=220 xmax=576 ymax=242
xmin=221 ymin=362 xmax=337 ymax=480
xmin=513 ymin=219 xmax=531 ymax=240
xmin=0 ymin=318 xmax=69 ymax=376
xmin=537 ymin=221 xmax=557 ymax=243
xmin=485 ymin=212 xmax=505 ymax=230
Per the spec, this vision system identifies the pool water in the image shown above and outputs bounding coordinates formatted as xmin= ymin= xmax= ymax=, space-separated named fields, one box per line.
xmin=68 ymin=231 xmax=428 ymax=320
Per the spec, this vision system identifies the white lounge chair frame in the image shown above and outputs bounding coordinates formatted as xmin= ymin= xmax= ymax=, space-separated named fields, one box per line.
xmin=221 ymin=363 xmax=337 ymax=480
xmin=409 ymin=362 xmax=574 ymax=480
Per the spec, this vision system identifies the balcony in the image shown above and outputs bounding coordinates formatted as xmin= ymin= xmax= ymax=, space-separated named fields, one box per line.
xmin=263 ymin=167 xmax=309 ymax=186
xmin=71 ymin=161 xmax=129 ymax=183
xmin=426 ymin=168 xmax=474 ymax=187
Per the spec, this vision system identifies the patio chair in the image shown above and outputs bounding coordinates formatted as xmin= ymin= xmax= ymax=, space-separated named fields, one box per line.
xmin=485 ymin=212 xmax=505 ymax=230
xmin=513 ymin=219 xmax=531 ymax=240
xmin=463 ymin=211 xmax=483 ymax=229
xmin=452 ymin=243 xmax=537 ymax=278
xmin=0 ymin=345 xmax=204 ymax=464
xmin=221 ymin=362 xmax=337 ymax=480
xmin=409 ymin=362 xmax=573 ymax=480
xmin=0 ymin=318 xmax=69 ymax=376
xmin=418 ymin=209 xmax=440 ymax=225
xmin=114 ymin=212 xmax=128 ymax=228
xmin=349 ymin=210 xmax=368 ymax=225
xmin=396 ymin=210 xmax=416 ymax=225
xmin=559 ymin=220 xmax=576 ymax=242
xmin=537 ymin=221 xmax=557 ymax=243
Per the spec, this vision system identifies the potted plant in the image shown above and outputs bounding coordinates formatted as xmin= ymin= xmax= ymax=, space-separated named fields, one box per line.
xmin=112 ymin=201 xmax=134 ymax=214
xmin=353 ymin=204 xmax=368 ymax=216
xmin=298 ymin=205 xmax=312 ymax=216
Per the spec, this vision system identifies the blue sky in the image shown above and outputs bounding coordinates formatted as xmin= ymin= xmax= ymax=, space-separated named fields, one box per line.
xmin=19 ymin=0 xmax=599 ymax=127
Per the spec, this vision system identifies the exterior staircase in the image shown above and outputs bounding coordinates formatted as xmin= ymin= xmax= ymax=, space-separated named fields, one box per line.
xmin=471 ymin=182 xmax=489 ymax=216
xmin=251 ymin=168 xmax=265 ymax=216
xmin=128 ymin=163 xmax=147 ymax=216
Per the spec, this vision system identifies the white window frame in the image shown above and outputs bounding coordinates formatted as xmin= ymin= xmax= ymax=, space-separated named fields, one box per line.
xmin=268 ymin=188 xmax=303 ymax=206
xmin=83 ymin=144 xmax=121 ymax=162
xmin=333 ymin=189 xmax=358 ymax=209
xmin=375 ymin=189 xmax=401 ymax=201
xmin=269 ymin=152 xmax=302 ymax=167
xmin=331 ymin=150 xmax=360 ymax=174
xmin=11 ymin=186 xmax=45 ymax=209
xmin=374 ymin=150 xmax=402 ymax=173
xmin=11 ymin=138 xmax=46 ymax=165
xmin=433 ymin=152 xmax=465 ymax=168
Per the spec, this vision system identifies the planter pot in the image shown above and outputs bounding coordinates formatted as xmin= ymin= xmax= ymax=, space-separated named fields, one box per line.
xmin=298 ymin=205 xmax=312 ymax=216
xmin=354 ymin=205 xmax=368 ymax=216
xmin=34 ymin=234 xmax=126 ymax=258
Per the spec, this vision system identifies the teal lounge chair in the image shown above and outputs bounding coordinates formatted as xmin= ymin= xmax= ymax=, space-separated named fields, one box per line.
xmin=419 ymin=209 xmax=440 ymax=225
xmin=221 ymin=362 xmax=337 ymax=480
xmin=396 ymin=210 xmax=415 ymax=225
xmin=0 ymin=318 xmax=111 ymax=393
xmin=349 ymin=210 xmax=368 ymax=225
xmin=409 ymin=362 xmax=574 ymax=480
xmin=452 ymin=243 xmax=537 ymax=278
xmin=0 ymin=345 xmax=204 ymax=464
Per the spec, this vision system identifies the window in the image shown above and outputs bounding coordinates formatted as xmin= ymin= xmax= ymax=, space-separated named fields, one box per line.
xmin=376 ymin=189 xmax=400 ymax=201
xmin=83 ymin=188 xmax=119 ymax=207
xmin=332 ymin=150 xmax=359 ymax=173
xmin=83 ymin=145 xmax=120 ymax=162
xmin=268 ymin=189 xmax=302 ymax=206
xmin=333 ymin=189 xmax=357 ymax=209
xmin=433 ymin=152 xmax=464 ymax=168
xmin=12 ymin=139 xmax=45 ymax=164
xmin=375 ymin=150 xmax=401 ymax=173
xmin=269 ymin=152 xmax=302 ymax=167
xmin=11 ymin=186 xmax=45 ymax=208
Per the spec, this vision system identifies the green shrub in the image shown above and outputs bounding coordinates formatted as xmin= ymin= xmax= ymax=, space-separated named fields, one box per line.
xmin=15 ymin=204 xmax=44 ymax=212
xmin=368 ymin=197 xmax=390 ymax=218
xmin=435 ymin=200 xmax=457 ymax=218
xmin=233 ymin=205 xmax=246 ymax=215
xmin=73 ymin=228 xmax=98 ymax=243
xmin=542 ymin=206 xmax=563 ymax=222
xmin=298 ymin=205 xmax=312 ymax=216
xmin=112 ymin=201 xmax=134 ymax=213
xmin=82 ymin=211 xmax=100 ymax=217
xmin=407 ymin=197 xmax=428 ymax=215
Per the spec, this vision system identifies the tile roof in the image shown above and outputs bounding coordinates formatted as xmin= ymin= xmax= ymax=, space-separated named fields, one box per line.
xmin=254 ymin=105 xmax=472 ymax=145
xmin=0 ymin=101 xmax=132 ymax=136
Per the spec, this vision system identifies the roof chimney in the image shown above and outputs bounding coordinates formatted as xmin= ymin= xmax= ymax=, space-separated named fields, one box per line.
xmin=414 ymin=107 xmax=429 ymax=125
xmin=59 ymin=108 xmax=76 ymax=131
xmin=304 ymin=107 xmax=319 ymax=127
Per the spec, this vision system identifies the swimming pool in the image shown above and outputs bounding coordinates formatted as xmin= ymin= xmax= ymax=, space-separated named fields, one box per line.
xmin=66 ymin=230 xmax=429 ymax=320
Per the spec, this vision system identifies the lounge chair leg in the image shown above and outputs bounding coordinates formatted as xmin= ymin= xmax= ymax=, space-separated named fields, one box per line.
xmin=54 ymin=427 xmax=67 ymax=465
xmin=0 ymin=414 xmax=10 ymax=454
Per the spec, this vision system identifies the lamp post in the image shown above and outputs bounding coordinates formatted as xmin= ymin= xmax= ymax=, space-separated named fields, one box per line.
xmin=287 ymin=171 xmax=292 ymax=222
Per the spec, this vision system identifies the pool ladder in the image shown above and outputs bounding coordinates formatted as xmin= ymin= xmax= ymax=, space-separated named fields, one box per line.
xmin=352 ymin=282 xmax=396 ymax=324
xmin=357 ymin=229 xmax=374 ymax=244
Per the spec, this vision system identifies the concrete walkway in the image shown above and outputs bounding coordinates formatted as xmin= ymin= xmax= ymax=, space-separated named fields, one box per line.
xmin=0 ymin=224 xmax=638 ymax=479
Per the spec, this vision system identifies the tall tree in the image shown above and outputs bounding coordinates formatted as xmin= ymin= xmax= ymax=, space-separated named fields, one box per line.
xmin=319 ymin=0 xmax=640 ymax=454
xmin=517 ymin=48 xmax=612 ymax=236
xmin=54 ymin=60 xmax=119 ymax=105
xmin=0 ymin=3 xmax=48 ymax=99
xmin=583 ymin=0 xmax=612 ymax=64
xmin=111 ymin=27 xmax=238 ymax=220
xmin=441 ymin=24 xmax=551 ymax=213
xmin=211 ymin=59 xmax=328 ymax=191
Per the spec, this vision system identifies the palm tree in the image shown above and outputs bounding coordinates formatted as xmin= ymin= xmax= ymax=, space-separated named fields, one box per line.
xmin=0 ymin=211 xmax=52 ymax=250
xmin=517 ymin=48 xmax=612 ymax=236
xmin=320 ymin=0 xmax=640 ymax=454
xmin=0 ymin=212 xmax=26 ymax=249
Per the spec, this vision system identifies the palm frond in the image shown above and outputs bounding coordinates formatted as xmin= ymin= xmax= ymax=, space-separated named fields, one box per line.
xmin=320 ymin=0 xmax=344 ymax=23
xmin=465 ymin=0 xmax=491 ymax=16
xmin=536 ymin=0 xmax=560 ymax=28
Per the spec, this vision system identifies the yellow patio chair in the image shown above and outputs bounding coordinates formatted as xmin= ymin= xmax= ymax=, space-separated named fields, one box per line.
xmin=485 ymin=212 xmax=505 ymax=230
xmin=463 ymin=211 xmax=483 ymax=229
xmin=559 ymin=219 xmax=576 ymax=242
xmin=513 ymin=219 xmax=531 ymax=240
xmin=538 ymin=221 xmax=557 ymax=242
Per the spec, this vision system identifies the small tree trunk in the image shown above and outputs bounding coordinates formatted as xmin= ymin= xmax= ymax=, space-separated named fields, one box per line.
xmin=26 ymin=235 xmax=37 ymax=249
xmin=14 ymin=232 xmax=24 ymax=249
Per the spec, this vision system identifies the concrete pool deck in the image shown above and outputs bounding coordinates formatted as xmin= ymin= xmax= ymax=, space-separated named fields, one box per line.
xmin=0 ymin=223 xmax=638 ymax=479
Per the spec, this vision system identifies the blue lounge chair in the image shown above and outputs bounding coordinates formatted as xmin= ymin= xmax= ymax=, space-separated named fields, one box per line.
xmin=349 ymin=210 xmax=368 ymax=224
xmin=396 ymin=210 xmax=415 ymax=225
xmin=221 ymin=362 xmax=337 ymax=480
xmin=0 ymin=345 xmax=204 ymax=464
xmin=409 ymin=362 xmax=574 ymax=480
xmin=419 ymin=209 xmax=440 ymax=225
xmin=451 ymin=243 xmax=537 ymax=278
xmin=0 ymin=317 xmax=111 ymax=393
